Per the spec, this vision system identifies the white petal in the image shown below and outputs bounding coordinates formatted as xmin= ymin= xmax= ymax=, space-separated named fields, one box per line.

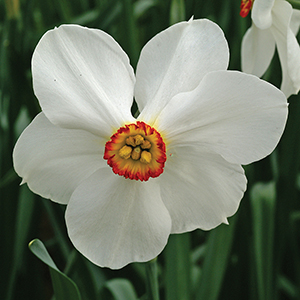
xmin=13 ymin=113 xmax=105 ymax=204
xmin=135 ymin=19 xmax=229 ymax=123
xmin=32 ymin=24 xmax=135 ymax=137
xmin=241 ymin=24 xmax=275 ymax=77
xmin=159 ymin=146 xmax=246 ymax=232
xmin=286 ymin=32 xmax=300 ymax=94
xmin=252 ymin=0 xmax=275 ymax=29
xmin=271 ymin=0 xmax=300 ymax=97
xmin=290 ymin=9 xmax=300 ymax=35
xmin=66 ymin=168 xmax=171 ymax=269
xmin=156 ymin=71 xmax=287 ymax=165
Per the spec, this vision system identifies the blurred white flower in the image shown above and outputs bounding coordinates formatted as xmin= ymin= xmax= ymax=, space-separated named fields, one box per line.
xmin=13 ymin=20 xmax=288 ymax=269
xmin=241 ymin=0 xmax=300 ymax=98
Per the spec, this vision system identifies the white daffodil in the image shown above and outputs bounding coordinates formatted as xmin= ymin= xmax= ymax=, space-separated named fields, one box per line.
xmin=13 ymin=19 xmax=287 ymax=269
xmin=241 ymin=0 xmax=300 ymax=98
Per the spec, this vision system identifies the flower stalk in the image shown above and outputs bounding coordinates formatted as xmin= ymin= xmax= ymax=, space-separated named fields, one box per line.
xmin=145 ymin=258 xmax=160 ymax=300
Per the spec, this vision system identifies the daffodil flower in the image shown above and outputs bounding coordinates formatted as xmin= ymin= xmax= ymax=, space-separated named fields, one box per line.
xmin=241 ymin=0 xmax=300 ymax=98
xmin=13 ymin=19 xmax=288 ymax=269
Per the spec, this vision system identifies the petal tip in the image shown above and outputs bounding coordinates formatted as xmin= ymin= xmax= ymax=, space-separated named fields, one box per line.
xmin=223 ymin=217 xmax=229 ymax=225
xmin=20 ymin=178 xmax=26 ymax=185
xmin=188 ymin=15 xmax=194 ymax=22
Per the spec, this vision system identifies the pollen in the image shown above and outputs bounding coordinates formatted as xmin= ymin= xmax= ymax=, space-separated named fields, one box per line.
xmin=240 ymin=0 xmax=253 ymax=18
xmin=140 ymin=151 xmax=152 ymax=164
xmin=104 ymin=122 xmax=166 ymax=181
xmin=119 ymin=145 xmax=132 ymax=159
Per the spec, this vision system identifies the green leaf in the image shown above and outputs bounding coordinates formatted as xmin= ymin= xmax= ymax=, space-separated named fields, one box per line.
xmin=120 ymin=0 xmax=139 ymax=68
xmin=63 ymin=250 xmax=105 ymax=300
xmin=164 ymin=233 xmax=191 ymax=300
xmin=195 ymin=216 xmax=237 ymax=300
xmin=105 ymin=278 xmax=138 ymax=300
xmin=145 ymin=258 xmax=160 ymax=300
xmin=29 ymin=239 xmax=82 ymax=300
xmin=134 ymin=0 xmax=157 ymax=19
xmin=278 ymin=275 xmax=298 ymax=298
xmin=6 ymin=185 xmax=35 ymax=300
xmin=250 ymin=182 xmax=276 ymax=300
xmin=0 ymin=168 xmax=18 ymax=188
xmin=169 ymin=0 xmax=185 ymax=25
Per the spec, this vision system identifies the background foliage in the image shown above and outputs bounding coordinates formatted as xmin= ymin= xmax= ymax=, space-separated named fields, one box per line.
xmin=1 ymin=0 xmax=300 ymax=299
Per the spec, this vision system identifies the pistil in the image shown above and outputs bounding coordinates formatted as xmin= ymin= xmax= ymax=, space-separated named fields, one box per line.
xmin=131 ymin=146 xmax=142 ymax=160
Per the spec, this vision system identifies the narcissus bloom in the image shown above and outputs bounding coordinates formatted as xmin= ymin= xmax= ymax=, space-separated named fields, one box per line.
xmin=241 ymin=0 xmax=300 ymax=98
xmin=13 ymin=19 xmax=288 ymax=269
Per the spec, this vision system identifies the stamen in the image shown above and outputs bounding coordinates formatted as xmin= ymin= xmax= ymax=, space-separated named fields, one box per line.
xmin=141 ymin=140 xmax=151 ymax=149
xmin=104 ymin=121 xmax=166 ymax=181
xmin=134 ymin=135 xmax=144 ymax=146
xmin=126 ymin=136 xmax=137 ymax=147
xmin=140 ymin=151 xmax=152 ymax=164
xmin=126 ymin=134 xmax=144 ymax=147
xmin=119 ymin=145 xmax=132 ymax=159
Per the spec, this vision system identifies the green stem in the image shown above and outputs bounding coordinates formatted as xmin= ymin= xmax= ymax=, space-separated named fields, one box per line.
xmin=145 ymin=258 xmax=160 ymax=300
xmin=275 ymin=97 xmax=300 ymax=298
xmin=164 ymin=233 xmax=191 ymax=300
xmin=120 ymin=0 xmax=139 ymax=68
xmin=169 ymin=0 xmax=186 ymax=25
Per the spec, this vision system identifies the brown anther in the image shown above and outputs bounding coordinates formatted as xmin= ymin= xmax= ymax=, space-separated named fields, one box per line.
xmin=134 ymin=135 xmax=144 ymax=145
xmin=119 ymin=145 xmax=132 ymax=159
xmin=131 ymin=146 xmax=141 ymax=160
xmin=126 ymin=136 xmax=136 ymax=147
xmin=141 ymin=139 xmax=151 ymax=149
xmin=126 ymin=134 xmax=144 ymax=147
xmin=140 ymin=151 xmax=152 ymax=164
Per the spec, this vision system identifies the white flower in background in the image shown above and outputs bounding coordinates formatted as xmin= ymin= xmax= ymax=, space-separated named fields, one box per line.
xmin=241 ymin=0 xmax=300 ymax=98
xmin=13 ymin=20 xmax=288 ymax=269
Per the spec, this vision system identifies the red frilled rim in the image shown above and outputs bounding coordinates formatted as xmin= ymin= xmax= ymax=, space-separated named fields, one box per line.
xmin=240 ymin=0 xmax=253 ymax=17
xmin=104 ymin=121 xmax=166 ymax=181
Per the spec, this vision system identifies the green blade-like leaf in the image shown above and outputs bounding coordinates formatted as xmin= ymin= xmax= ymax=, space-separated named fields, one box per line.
xmin=250 ymin=182 xmax=276 ymax=300
xmin=169 ymin=0 xmax=186 ymax=24
xmin=29 ymin=239 xmax=81 ymax=300
xmin=105 ymin=278 xmax=138 ymax=300
xmin=164 ymin=233 xmax=191 ymax=300
xmin=6 ymin=185 xmax=35 ymax=300
xmin=195 ymin=216 xmax=237 ymax=300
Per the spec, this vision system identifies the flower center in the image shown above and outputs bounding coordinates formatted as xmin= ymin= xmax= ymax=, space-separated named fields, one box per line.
xmin=104 ymin=122 xmax=166 ymax=181
xmin=240 ymin=0 xmax=254 ymax=17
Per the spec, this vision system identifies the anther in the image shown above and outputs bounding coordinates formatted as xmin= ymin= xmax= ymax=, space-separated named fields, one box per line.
xmin=134 ymin=135 xmax=144 ymax=145
xmin=104 ymin=121 xmax=166 ymax=181
xmin=126 ymin=135 xmax=144 ymax=147
xmin=119 ymin=145 xmax=132 ymax=159
xmin=131 ymin=146 xmax=141 ymax=160
xmin=126 ymin=136 xmax=136 ymax=147
xmin=140 ymin=151 xmax=152 ymax=164
xmin=141 ymin=140 xmax=151 ymax=149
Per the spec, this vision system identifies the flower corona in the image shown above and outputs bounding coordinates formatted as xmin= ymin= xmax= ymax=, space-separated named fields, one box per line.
xmin=104 ymin=122 xmax=166 ymax=181
xmin=240 ymin=0 xmax=253 ymax=18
